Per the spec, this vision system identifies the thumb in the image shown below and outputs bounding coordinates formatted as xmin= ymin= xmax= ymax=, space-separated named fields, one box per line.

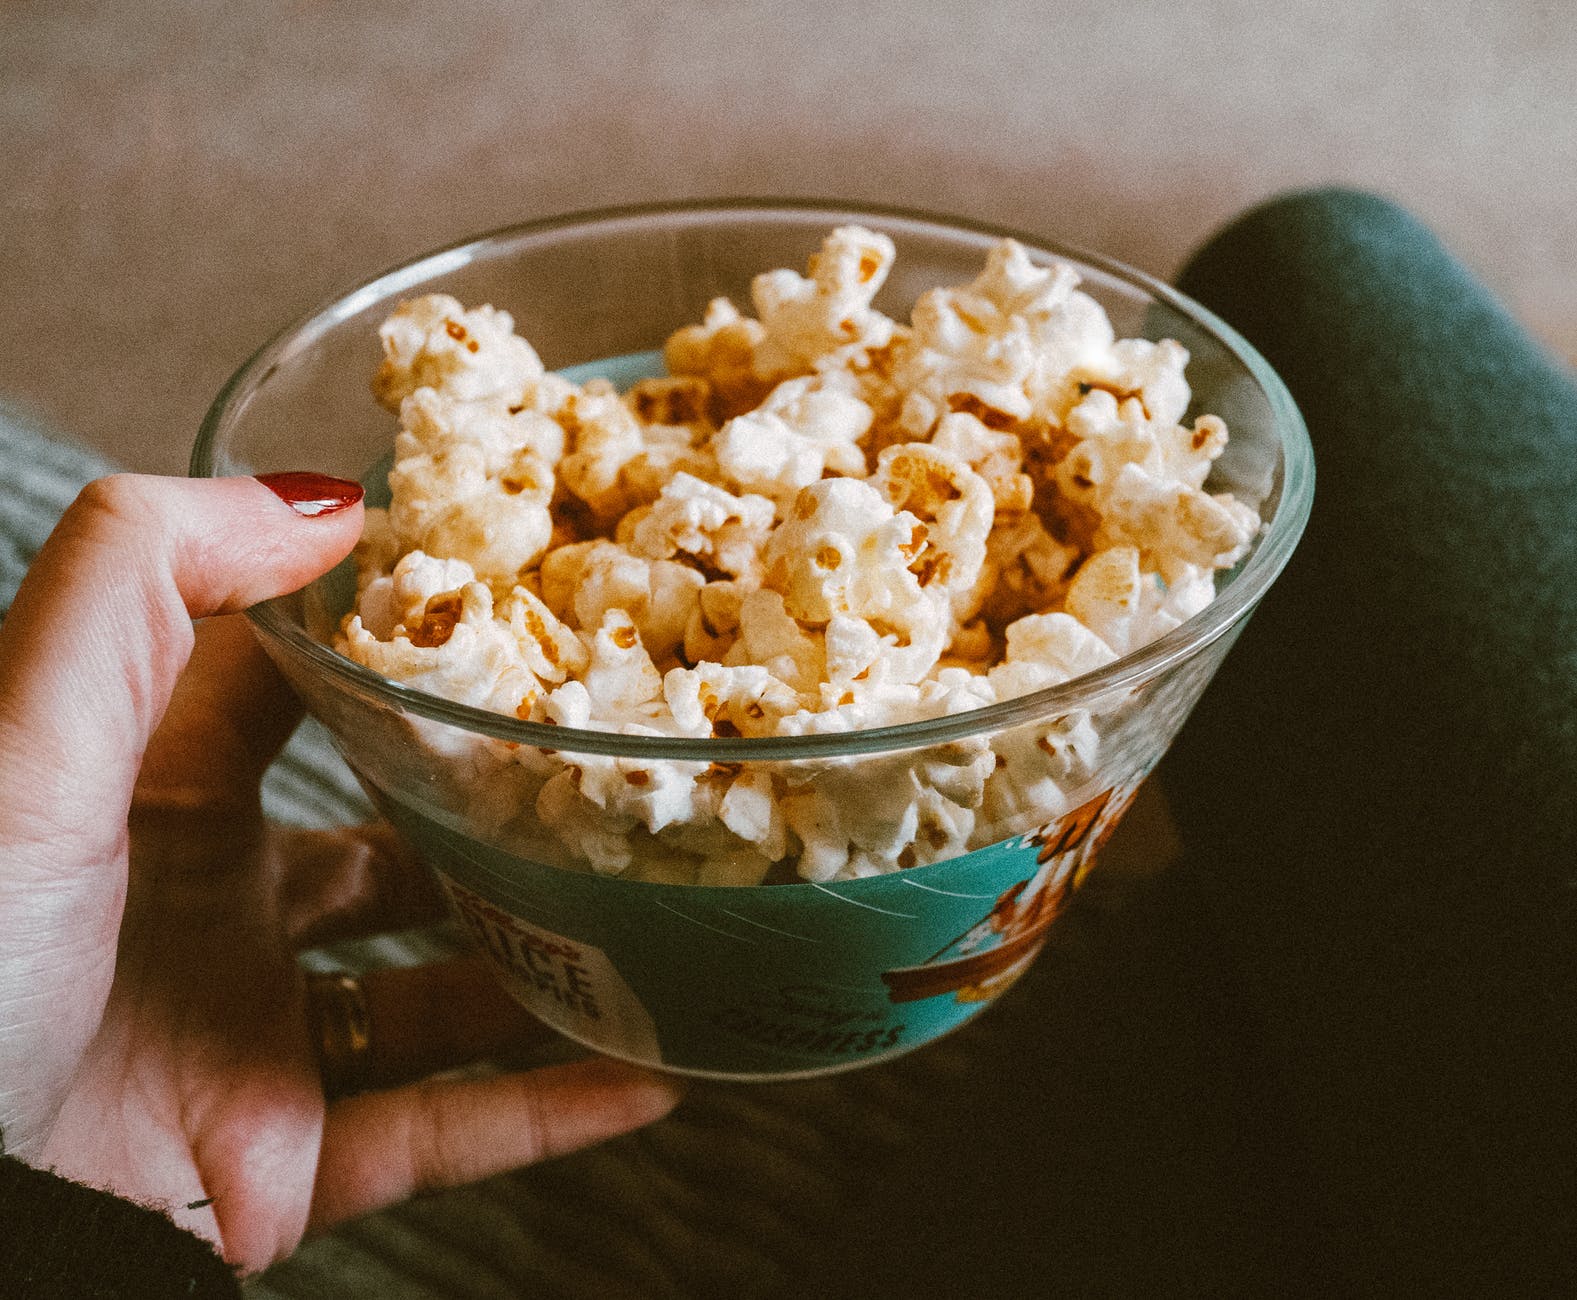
xmin=0 ymin=472 xmax=363 ymax=869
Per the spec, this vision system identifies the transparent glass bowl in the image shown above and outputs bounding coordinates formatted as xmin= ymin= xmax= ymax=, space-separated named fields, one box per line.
xmin=194 ymin=200 xmax=1313 ymax=1080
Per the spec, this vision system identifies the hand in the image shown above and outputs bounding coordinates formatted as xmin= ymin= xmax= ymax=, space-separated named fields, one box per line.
xmin=0 ymin=473 xmax=682 ymax=1274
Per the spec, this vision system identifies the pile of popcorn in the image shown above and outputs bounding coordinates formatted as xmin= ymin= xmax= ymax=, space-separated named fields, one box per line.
xmin=335 ymin=228 xmax=1260 ymax=884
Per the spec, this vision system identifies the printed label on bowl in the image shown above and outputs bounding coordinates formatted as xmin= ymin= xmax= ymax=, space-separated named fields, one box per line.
xmin=374 ymin=780 xmax=1141 ymax=1079
xmin=440 ymin=882 xmax=663 ymax=1063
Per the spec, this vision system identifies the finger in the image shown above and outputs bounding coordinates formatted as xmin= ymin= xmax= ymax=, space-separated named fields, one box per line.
xmin=134 ymin=614 xmax=307 ymax=816
xmin=309 ymin=1056 xmax=685 ymax=1229
xmin=277 ymin=822 xmax=450 ymax=949
xmin=0 ymin=472 xmax=362 ymax=870
xmin=308 ymin=957 xmax=553 ymax=1096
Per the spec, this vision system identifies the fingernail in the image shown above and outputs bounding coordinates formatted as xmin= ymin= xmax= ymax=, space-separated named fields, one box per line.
xmin=256 ymin=472 xmax=364 ymax=518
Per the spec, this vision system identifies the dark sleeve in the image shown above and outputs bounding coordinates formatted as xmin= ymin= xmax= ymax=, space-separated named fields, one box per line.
xmin=1162 ymin=188 xmax=1577 ymax=1292
xmin=0 ymin=1155 xmax=242 ymax=1299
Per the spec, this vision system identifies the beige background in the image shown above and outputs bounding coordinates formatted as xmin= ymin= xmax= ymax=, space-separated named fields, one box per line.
xmin=3 ymin=0 xmax=1574 ymax=476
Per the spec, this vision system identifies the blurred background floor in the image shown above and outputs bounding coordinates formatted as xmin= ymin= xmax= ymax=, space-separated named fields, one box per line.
xmin=3 ymin=0 xmax=1573 ymax=475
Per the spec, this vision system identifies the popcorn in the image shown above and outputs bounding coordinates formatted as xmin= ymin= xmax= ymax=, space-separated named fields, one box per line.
xmin=581 ymin=610 xmax=664 ymax=719
xmin=665 ymin=297 xmax=772 ymax=419
xmin=556 ymin=381 xmax=648 ymax=525
xmin=387 ymin=443 xmax=554 ymax=581
xmin=627 ymin=473 xmax=775 ymax=583
xmin=615 ymin=376 xmax=719 ymax=507
xmin=761 ymin=477 xmax=949 ymax=687
xmin=683 ymin=579 xmax=748 ymax=665
xmin=823 ymin=612 xmax=887 ymax=686
xmin=497 ymin=585 xmax=589 ymax=684
xmin=399 ymin=386 xmax=565 ymax=469
xmin=535 ymin=768 xmax=637 ymax=875
xmin=337 ymin=227 xmax=1262 ymax=886
xmin=778 ymin=752 xmax=986 ymax=882
xmin=749 ymin=225 xmax=899 ymax=381
xmin=987 ymin=611 xmax=1119 ymax=700
xmin=664 ymin=662 xmax=800 ymax=738
xmin=777 ymin=679 xmax=927 ymax=736
xmin=351 ymin=517 xmax=421 ymax=638
xmin=980 ymin=709 xmax=1099 ymax=834
xmin=389 ymin=550 xmax=480 ymax=622
xmin=891 ymin=237 xmax=1111 ymax=436
xmin=1063 ymin=546 xmax=1144 ymax=655
xmin=717 ymin=767 xmax=789 ymax=862
xmin=726 ymin=588 xmax=826 ymax=694
xmin=930 ymin=410 xmax=1035 ymax=516
xmin=762 ymin=478 xmax=926 ymax=625
xmin=711 ymin=373 xmax=872 ymax=506
xmin=1072 ymin=338 xmax=1192 ymax=430
xmin=1031 ymin=711 xmax=1101 ymax=781
xmin=1095 ymin=463 xmax=1261 ymax=570
xmin=385 ymin=385 xmax=557 ymax=581
xmin=895 ymin=290 xmax=1038 ymax=436
xmin=570 ymin=749 xmax=705 ymax=837
xmin=974 ymin=509 xmax=1080 ymax=632
xmin=623 ymin=375 xmax=716 ymax=434
xmin=780 ymin=773 xmax=924 ymax=881
xmin=338 ymin=575 xmax=542 ymax=718
xmin=870 ymin=441 xmax=995 ymax=618
xmin=372 ymin=294 xmax=545 ymax=411
xmin=539 ymin=539 xmax=702 ymax=666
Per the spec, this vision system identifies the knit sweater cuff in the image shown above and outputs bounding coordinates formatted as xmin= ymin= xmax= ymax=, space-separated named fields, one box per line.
xmin=0 ymin=1155 xmax=241 ymax=1299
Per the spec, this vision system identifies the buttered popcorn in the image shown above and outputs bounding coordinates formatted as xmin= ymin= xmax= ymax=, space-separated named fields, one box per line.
xmin=335 ymin=228 xmax=1261 ymax=884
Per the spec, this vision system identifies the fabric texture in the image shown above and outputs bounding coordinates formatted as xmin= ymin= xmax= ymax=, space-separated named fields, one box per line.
xmin=1165 ymin=186 xmax=1577 ymax=1293
xmin=0 ymin=401 xmax=112 ymax=622
xmin=0 ymin=1155 xmax=242 ymax=1298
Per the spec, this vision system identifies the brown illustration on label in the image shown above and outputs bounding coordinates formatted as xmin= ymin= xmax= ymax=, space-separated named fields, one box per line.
xmin=880 ymin=782 xmax=1140 ymax=1005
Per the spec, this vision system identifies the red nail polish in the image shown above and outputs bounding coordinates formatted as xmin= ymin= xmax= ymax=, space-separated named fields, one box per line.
xmin=256 ymin=472 xmax=364 ymax=518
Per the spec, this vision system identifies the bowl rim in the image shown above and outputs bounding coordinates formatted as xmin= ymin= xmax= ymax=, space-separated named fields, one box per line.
xmin=193 ymin=196 xmax=1314 ymax=761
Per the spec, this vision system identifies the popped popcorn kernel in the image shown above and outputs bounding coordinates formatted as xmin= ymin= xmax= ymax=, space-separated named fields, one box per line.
xmin=497 ymin=584 xmax=589 ymax=684
xmin=871 ymin=441 xmax=995 ymax=614
xmin=337 ymin=576 xmax=545 ymax=716
xmin=583 ymin=610 xmax=663 ymax=717
xmin=665 ymin=297 xmax=773 ymax=419
xmin=931 ymin=410 xmax=1035 ymax=516
xmin=974 ymin=510 xmax=1081 ymax=632
xmin=399 ymin=386 xmax=566 ymax=470
xmin=627 ymin=472 xmax=775 ymax=583
xmin=750 ymin=226 xmax=899 ymax=381
xmin=540 ymin=538 xmax=703 ymax=666
xmin=664 ymin=662 xmax=800 ymax=738
xmin=624 ymin=375 xmax=716 ymax=433
xmin=373 ymin=294 xmax=544 ymax=411
xmin=1064 ymin=546 xmax=1143 ymax=654
xmin=683 ymin=578 xmax=748 ymax=666
xmin=556 ymin=382 xmax=647 ymax=525
xmin=711 ymin=373 xmax=872 ymax=505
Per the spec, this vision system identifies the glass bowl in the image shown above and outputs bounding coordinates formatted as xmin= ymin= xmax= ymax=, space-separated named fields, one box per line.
xmin=193 ymin=200 xmax=1313 ymax=1080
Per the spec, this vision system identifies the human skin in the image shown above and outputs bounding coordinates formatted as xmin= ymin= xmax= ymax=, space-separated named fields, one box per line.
xmin=0 ymin=473 xmax=682 ymax=1274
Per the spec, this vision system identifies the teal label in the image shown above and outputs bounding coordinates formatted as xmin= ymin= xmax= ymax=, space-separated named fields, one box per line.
xmin=375 ymin=780 xmax=1142 ymax=1079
